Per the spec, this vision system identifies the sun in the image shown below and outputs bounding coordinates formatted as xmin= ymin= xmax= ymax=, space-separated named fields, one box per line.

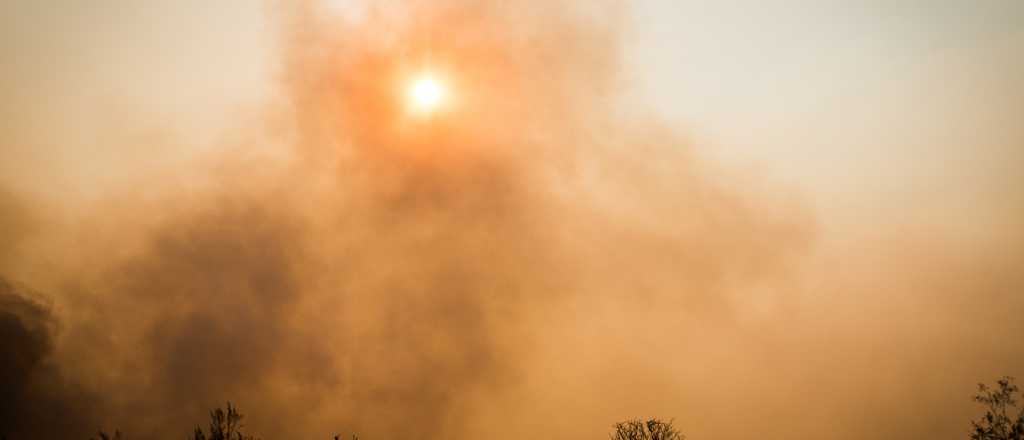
xmin=407 ymin=75 xmax=445 ymax=113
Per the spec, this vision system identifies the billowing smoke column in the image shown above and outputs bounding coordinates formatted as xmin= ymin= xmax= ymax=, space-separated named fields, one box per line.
xmin=1 ymin=1 xmax=805 ymax=437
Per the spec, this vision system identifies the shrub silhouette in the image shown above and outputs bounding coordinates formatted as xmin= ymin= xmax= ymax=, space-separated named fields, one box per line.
xmin=86 ymin=403 xmax=363 ymax=439
xmin=192 ymin=403 xmax=258 ymax=440
xmin=972 ymin=377 xmax=1024 ymax=440
xmin=611 ymin=418 xmax=684 ymax=440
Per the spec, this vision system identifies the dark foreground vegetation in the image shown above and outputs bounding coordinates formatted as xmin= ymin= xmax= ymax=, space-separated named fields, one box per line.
xmin=18 ymin=376 xmax=1022 ymax=440
xmin=971 ymin=377 xmax=1024 ymax=440
xmin=89 ymin=412 xmax=683 ymax=440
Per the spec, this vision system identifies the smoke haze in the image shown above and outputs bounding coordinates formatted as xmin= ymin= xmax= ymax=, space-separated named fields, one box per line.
xmin=1 ymin=1 xmax=1022 ymax=439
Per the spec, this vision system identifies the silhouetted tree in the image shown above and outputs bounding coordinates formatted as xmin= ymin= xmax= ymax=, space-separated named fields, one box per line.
xmin=192 ymin=403 xmax=258 ymax=440
xmin=972 ymin=377 xmax=1024 ymax=440
xmin=611 ymin=418 xmax=684 ymax=440
xmin=84 ymin=404 xmax=363 ymax=440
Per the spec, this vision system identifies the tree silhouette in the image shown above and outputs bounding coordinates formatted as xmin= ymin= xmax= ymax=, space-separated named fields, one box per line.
xmin=192 ymin=402 xmax=258 ymax=440
xmin=971 ymin=377 xmax=1024 ymax=440
xmin=611 ymin=418 xmax=684 ymax=440
xmin=82 ymin=403 xmax=366 ymax=439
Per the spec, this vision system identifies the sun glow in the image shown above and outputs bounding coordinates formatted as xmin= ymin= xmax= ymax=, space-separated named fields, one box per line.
xmin=408 ymin=75 xmax=445 ymax=113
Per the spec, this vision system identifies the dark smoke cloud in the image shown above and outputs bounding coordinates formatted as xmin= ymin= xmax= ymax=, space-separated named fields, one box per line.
xmin=0 ymin=277 xmax=99 ymax=438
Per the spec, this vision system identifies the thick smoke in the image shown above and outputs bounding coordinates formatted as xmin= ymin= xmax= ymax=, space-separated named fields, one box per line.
xmin=0 ymin=277 xmax=100 ymax=438
xmin=1 ymin=1 xmax=1022 ymax=439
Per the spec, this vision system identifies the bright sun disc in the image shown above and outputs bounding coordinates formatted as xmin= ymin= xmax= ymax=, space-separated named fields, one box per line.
xmin=408 ymin=76 xmax=444 ymax=112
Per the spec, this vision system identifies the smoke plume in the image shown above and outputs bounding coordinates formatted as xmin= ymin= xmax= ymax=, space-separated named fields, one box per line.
xmin=1 ymin=1 xmax=1021 ymax=439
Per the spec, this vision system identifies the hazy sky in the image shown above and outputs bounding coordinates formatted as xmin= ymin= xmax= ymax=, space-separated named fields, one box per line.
xmin=628 ymin=1 xmax=1024 ymax=237
xmin=4 ymin=1 xmax=1022 ymax=230
xmin=1 ymin=1 xmax=1022 ymax=439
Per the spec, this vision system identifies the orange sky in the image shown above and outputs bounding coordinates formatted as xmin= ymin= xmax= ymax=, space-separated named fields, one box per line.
xmin=1 ymin=1 xmax=1022 ymax=439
